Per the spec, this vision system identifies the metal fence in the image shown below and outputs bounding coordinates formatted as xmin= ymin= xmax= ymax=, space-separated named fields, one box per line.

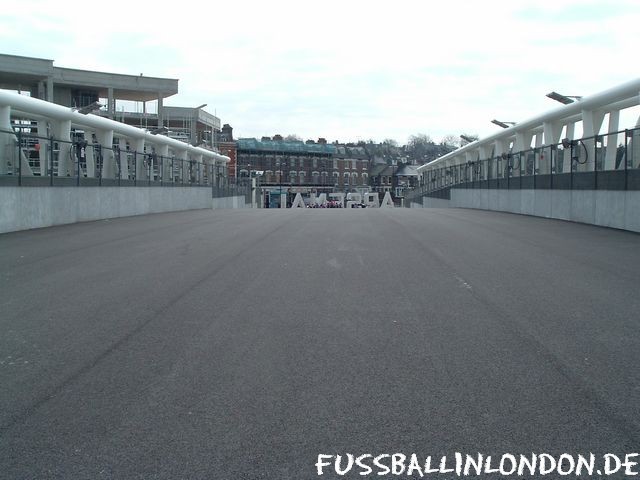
xmin=0 ymin=127 xmax=249 ymax=201
xmin=406 ymin=126 xmax=640 ymax=201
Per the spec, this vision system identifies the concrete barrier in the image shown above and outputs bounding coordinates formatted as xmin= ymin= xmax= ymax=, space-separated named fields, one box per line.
xmin=0 ymin=186 xmax=214 ymax=233
xmin=415 ymin=188 xmax=640 ymax=233
xmin=212 ymin=196 xmax=249 ymax=209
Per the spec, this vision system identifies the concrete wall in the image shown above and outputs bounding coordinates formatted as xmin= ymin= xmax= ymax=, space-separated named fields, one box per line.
xmin=421 ymin=197 xmax=456 ymax=209
xmin=0 ymin=186 xmax=214 ymax=233
xmin=415 ymin=189 xmax=640 ymax=233
xmin=212 ymin=196 xmax=249 ymax=209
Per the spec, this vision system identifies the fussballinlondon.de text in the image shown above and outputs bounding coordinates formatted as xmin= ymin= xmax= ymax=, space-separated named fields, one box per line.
xmin=316 ymin=453 xmax=639 ymax=477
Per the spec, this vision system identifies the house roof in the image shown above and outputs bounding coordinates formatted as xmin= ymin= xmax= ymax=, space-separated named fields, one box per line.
xmin=237 ymin=138 xmax=336 ymax=154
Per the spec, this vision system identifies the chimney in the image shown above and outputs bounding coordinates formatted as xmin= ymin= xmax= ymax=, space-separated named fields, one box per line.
xmin=221 ymin=124 xmax=233 ymax=141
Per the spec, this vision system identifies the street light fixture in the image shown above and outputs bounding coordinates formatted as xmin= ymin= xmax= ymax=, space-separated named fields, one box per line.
xmin=491 ymin=119 xmax=516 ymax=129
xmin=75 ymin=101 xmax=103 ymax=115
xmin=546 ymin=92 xmax=582 ymax=105
xmin=149 ymin=126 xmax=169 ymax=135
xmin=460 ymin=134 xmax=476 ymax=144
xmin=194 ymin=103 xmax=208 ymax=110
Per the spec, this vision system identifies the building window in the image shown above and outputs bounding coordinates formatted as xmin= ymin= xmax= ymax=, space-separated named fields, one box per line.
xmin=313 ymin=158 xmax=318 ymax=169
xmin=333 ymin=159 xmax=338 ymax=170
xmin=343 ymin=172 xmax=350 ymax=186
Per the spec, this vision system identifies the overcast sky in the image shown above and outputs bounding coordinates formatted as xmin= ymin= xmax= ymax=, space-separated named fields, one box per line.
xmin=2 ymin=0 xmax=639 ymax=144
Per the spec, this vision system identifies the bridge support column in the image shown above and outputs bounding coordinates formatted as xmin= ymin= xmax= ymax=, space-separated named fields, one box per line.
xmin=117 ymin=137 xmax=129 ymax=180
xmin=0 ymin=105 xmax=12 ymax=174
xmin=604 ymin=110 xmax=620 ymax=170
xmin=84 ymin=130 xmax=96 ymax=178
xmin=543 ymin=121 xmax=562 ymax=173
xmin=562 ymin=123 xmax=575 ymax=173
xmin=96 ymin=129 xmax=115 ymax=179
xmin=495 ymin=139 xmax=508 ymax=178
xmin=580 ymin=110 xmax=605 ymax=172
xmin=177 ymin=150 xmax=188 ymax=183
xmin=132 ymin=138 xmax=146 ymax=181
xmin=157 ymin=144 xmax=169 ymax=182
xmin=631 ymin=116 xmax=640 ymax=169
xmin=37 ymin=120 xmax=48 ymax=177
xmin=479 ymin=146 xmax=490 ymax=180
xmin=54 ymin=119 xmax=72 ymax=177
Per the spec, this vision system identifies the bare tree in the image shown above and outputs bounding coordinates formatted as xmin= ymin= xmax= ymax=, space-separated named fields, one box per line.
xmin=408 ymin=133 xmax=433 ymax=146
xmin=406 ymin=134 xmax=434 ymax=158
xmin=441 ymin=134 xmax=460 ymax=148
xmin=284 ymin=134 xmax=302 ymax=142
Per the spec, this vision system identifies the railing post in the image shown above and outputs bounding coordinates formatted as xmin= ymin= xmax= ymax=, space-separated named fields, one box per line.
xmin=594 ymin=136 xmax=599 ymax=190
xmin=49 ymin=135 xmax=54 ymax=186
xmin=533 ymin=149 xmax=537 ymax=189
xmin=17 ymin=128 xmax=22 ymax=186
xmin=520 ymin=153 xmax=523 ymax=190
xmin=76 ymin=143 xmax=80 ymax=186
xmin=570 ymin=143 xmax=574 ymax=191
xmin=116 ymin=146 xmax=121 ymax=187
xmin=624 ymin=129 xmax=630 ymax=191
xmin=98 ymin=144 xmax=103 ymax=187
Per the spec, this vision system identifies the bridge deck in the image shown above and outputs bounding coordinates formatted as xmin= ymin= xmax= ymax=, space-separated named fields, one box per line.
xmin=1 ymin=209 xmax=639 ymax=478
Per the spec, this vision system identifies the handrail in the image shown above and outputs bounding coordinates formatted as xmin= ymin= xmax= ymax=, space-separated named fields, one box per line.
xmin=418 ymin=78 xmax=640 ymax=172
xmin=0 ymin=89 xmax=229 ymax=164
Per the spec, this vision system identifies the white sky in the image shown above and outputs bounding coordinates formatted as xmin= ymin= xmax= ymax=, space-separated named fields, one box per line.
xmin=1 ymin=0 xmax=639 ymax=144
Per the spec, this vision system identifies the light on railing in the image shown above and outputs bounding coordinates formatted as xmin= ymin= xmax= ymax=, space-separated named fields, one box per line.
xmin=491 ymin=119 xmax=516 ymax=129
xmin=149 ymin=126 xmax=169 ymax=135
xmin=75 ymin=102 xmax=103 ymax=115
xmin=547 ymin=92 xmax=582 ymax=105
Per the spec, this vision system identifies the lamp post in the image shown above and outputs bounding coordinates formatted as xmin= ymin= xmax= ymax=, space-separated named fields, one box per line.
xmin=491 ymin=119 xmax=516 ymax=129
xmin=75 ymin=101 xmax=103 ymax=115
xmin=546 ymin=92 xmax=582 ymax=105
xmin=149 ymin=126 xmax=169 ymax=135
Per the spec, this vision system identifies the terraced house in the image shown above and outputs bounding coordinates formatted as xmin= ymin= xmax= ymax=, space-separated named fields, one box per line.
xmin=235 ymin=136 xmax=370 ymax=207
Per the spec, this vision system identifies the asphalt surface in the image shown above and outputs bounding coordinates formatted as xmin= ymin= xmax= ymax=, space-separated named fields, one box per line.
xmin=1 ymin=208 xmax=639 ymax=479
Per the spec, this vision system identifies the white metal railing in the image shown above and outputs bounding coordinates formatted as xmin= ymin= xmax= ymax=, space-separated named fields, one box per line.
xmin=0 ymin=90 xmax=229 ymax=182
xmin=417 ymin=78 xmax=640 ymax=181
